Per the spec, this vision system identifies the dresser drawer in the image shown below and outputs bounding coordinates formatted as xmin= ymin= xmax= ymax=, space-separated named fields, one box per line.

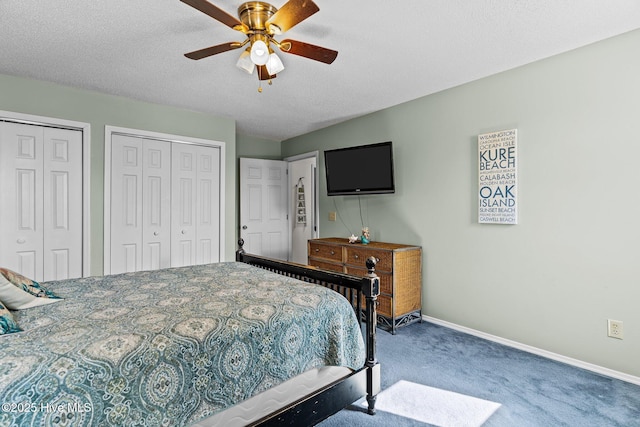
xmin=344 ymin=246 xmax=393 ymax=272
xmin=309 ymin=259 xmax=343 ymax=273
xmin=346 ymin=266 xmax=393 ymax=295
xmin=309 ymin=242 xmax=342 ymax=262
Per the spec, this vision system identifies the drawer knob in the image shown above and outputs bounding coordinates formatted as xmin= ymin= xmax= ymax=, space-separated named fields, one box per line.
xmin=376 ymin=257 xmax=380 ymax=262
xmin=354 ymin=254 xmax=359 ymax=260
xmin=315 ymin=248 xmax=320 ymax=252
xmin=330 ymin=250 xmax=335 ymax=255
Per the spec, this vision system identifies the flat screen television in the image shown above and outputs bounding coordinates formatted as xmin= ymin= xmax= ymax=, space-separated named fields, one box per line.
xmin=324 ymin=141 xmax=395 ymax=196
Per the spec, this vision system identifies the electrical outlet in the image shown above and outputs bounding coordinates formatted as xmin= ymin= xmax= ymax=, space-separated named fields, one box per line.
xmin=328 ymin=211 xmax=337 ymax=221
xmin=607 ymin=319 xmax=624 ymax=340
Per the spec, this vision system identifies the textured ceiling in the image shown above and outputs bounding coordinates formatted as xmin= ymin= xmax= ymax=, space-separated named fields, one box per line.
xmin=2 ymin=1 xmax=640 ymax=141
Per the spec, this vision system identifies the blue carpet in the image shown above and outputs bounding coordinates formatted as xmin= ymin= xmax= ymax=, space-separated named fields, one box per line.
xmin=319 ymin=321 xmax=640 ymax=427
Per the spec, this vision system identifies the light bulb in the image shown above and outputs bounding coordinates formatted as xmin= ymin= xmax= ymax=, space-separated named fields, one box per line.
xmin=265 ymin=52 xmax=284 ymax=75
xmin=236 ymin=50 xmax=254 ymax=74
xmin=250 ymin=40 xmax=269 ymax=66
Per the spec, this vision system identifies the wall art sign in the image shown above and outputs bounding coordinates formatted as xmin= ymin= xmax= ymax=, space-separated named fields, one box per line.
xmin=478 ymin=129 xmax=517 ymax=224
xmin=296 ymin=177 xmax=307 ymax=225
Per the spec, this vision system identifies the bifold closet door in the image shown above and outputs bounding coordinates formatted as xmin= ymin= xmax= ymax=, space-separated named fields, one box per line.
xmin=171 ymin=143 xmax=221 ymax=267
xmin=43 ymin=127 xmax=83 ymax=280
xmin=109 ymin=134 xmax=171 ymax=274
xmin=0 ymin=122 xmax=82 ymax=282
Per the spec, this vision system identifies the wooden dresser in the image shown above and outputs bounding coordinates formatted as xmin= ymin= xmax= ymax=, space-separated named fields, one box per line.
xmin=308 ymin=237 xmax=422 ymax=334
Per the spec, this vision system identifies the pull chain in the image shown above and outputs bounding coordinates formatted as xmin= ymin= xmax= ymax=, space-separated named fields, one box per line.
xmin=257 ymin=79 xmax=273 ymax=93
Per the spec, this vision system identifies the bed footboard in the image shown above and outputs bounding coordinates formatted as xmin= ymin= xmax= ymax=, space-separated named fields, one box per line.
xmin=236 ymin=239 xmax=381 ymax=423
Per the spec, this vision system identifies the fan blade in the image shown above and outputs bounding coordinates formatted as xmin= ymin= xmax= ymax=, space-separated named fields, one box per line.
xmin=279 ymin=39 xmax=338 ymax=64
xmin=257 ymin=65 xmax=276 ymax=81
xmin=180 ymin=0 xmax=248 ymax=32
xmin=266 ymin=0 xmax=319 ymax=34
xmin=185 ymin=42 xmax=242 ymax=60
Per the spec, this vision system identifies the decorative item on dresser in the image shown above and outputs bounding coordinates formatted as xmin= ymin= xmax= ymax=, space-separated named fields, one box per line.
xmin=308 ymin=237 xmax=422 ymax=334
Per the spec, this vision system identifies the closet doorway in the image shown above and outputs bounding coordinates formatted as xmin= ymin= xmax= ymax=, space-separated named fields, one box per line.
xmin=104 ymin=126 xmax=226 ymax=275
xmin=0 ymin=111 xmax=91 ymax=282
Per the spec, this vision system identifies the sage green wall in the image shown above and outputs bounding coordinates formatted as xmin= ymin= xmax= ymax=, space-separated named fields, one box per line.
xmin=236 ymin=134 xmax=281 ymax=160
xmin=282 ymin=29 xmax=640 ymax=377
xmin=0 ymin=74 xmax=237 ymax=275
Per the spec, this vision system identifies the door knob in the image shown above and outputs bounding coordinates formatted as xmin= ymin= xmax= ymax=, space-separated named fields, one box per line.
xmin=181 ymin=230 xmax=186 ymax=234
xmin=17 ymin=238 xmax=26 ymax=244
xmin=153 ymin=231 xmax=159 ymax=236
xmin=242 ymin=225 xmax=248 ymax=230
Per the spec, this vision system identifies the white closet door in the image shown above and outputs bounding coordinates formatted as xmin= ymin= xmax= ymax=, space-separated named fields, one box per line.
xmin=110 ymin=134 xmax=143 ymax=273
xmin=142 ymin=139 xmax=171 ymax=270
xmin=0 ymin=122 xmax=44 ymax=280
xmin=194 ymin=144 xmax=221 ymax=264
xmin=110 ymin=135 xmax=171 ymax=274
xmin=106 ymin=128 xmax=222 ymax=273
xmin=0 ymin=122 xmax=82 ymax=282
xmin=43 ymin=127 xmax=83 ymax=281
xmin=171 ymin=143 xmax=220 ymax=267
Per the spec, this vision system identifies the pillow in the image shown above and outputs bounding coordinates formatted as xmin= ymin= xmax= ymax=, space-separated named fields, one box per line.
xmin=0 ymin=268 xmax=62 ymax=310
xmin=0 ymin=299 xmax=22 ymax=335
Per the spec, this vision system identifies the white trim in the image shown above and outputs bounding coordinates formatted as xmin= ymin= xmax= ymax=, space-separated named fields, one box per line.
xmin=284 ymin=151 xmax=320 ymax=258
xmin=424 ymin=315 xmax=640 ymax=386
xmin=284 ymin=150 xmax=319 ymax=163
xmin=104 ymin=125 xmax=226 ymax=274
xmin=284 ymin=151 xmax=320 ymax=238
xmin=0 ymin=110 xmax=91 ymax=277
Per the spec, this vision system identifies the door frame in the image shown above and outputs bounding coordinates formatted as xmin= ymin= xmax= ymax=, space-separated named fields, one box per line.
xmin=284 ymin=151 xmax=320 ymax=260
xmin=104 ymin=125 xmax=226 ymax=273
xmin=237 ymin=151 xmax=319 ymax=262
xmin=0 ymin=110 xmax=91 ymax=277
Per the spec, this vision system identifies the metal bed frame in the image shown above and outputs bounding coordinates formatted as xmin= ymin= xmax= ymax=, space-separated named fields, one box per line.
xmin=236 ymin=239 xmax=381 ymax=426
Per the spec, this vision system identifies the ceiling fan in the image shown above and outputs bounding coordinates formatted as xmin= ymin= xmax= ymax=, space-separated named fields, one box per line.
xmin=180 ymin=0 xmax=338 ymax=85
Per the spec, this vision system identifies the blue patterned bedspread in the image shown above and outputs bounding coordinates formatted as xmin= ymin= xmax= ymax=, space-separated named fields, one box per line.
xmin=0 ymin=262 xmax=365 ymax=426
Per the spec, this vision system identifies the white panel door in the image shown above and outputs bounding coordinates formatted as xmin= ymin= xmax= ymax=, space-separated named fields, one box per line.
xmin=171 ymin=144 xmax=196 ymax=267
xmin=142 ymin=139 xmax=171 ymax=270
xmin=110 ymin=134 xmax=143 ymax=273
xmin=107 ymin=130 xmax=222 ymax=273
xmin=239 ymin=158 xmax=289 ymax=260
xmin=194 ymin=144 xmax=220 ymax=265
xmin=0 ymin=122 xmax=82 ymax=282
xmin=171 ymin=143 xmax=220 ymax=267
xmin=110 ymin=135 xmax=172 ymax=274
xmin=43 ymin=127 xmax=83 ymax=281
xmin=0 ymin=122 xmax=44 ymax=280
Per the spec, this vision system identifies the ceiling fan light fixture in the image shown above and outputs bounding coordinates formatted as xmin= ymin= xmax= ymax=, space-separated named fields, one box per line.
xmin=181 ymin=0 xmax=337 ymax=82
xmin=265 ymin=52 xmax=284 ymax=75
xmin=250 ymin=39 xmax=269 ymax=65
xmin=236 ymin=49 xmax=255 ymax=74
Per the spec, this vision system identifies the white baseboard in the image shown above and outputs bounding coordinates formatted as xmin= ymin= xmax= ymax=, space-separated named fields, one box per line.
xmin=423 ymin=315 xmax=640 ymax=386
